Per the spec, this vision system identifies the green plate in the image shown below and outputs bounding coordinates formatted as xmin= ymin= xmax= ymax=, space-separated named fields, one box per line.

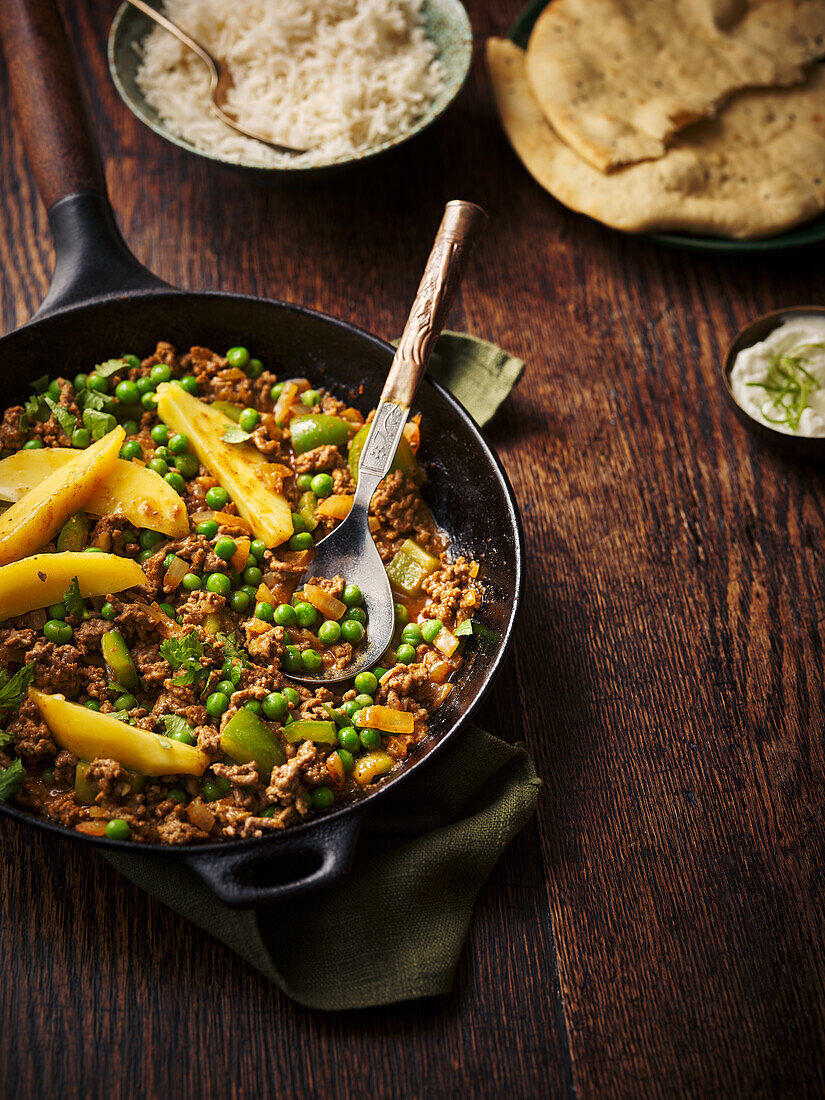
xmin=507 ymin=0 xmax=825 ymax=253
xmin=109 ymin=0 xmax=472 ymax=186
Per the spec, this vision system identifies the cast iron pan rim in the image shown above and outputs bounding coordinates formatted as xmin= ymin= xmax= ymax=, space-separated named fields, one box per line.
xmin=0 ymin=286 xmax=524 ymax=855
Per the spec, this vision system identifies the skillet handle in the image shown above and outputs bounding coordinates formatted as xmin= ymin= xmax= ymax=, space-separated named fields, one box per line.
xmin=179 ymin=811 xmax=364 ymax=909
xmin=0 ymin=0 xmax=167 ymax=317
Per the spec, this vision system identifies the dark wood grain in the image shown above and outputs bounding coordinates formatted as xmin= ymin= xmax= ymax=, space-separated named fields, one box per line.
xmin=1 ymin=0 xmax=825 ymax=1097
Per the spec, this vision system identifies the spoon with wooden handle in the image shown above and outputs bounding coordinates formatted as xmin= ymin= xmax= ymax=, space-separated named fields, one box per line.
xmin=286 ymin=199 xmax=488 ymax=683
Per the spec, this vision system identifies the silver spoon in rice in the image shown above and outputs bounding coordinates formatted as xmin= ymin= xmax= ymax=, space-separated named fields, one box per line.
xmin=285 ymin=199 xmax=488 ymax=685
xmin=125 ymin=0 xmax=308 ymax=155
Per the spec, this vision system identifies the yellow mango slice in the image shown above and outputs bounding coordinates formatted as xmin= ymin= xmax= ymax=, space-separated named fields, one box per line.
xmin=0 ymin=551 xmax=145 ymax=621
xmin=30 ymin=688 xmax=209 ymax=776
xmin=0 ymin=448 xmax=188 ymax=537
xmin=155 ymin=384 xmax=292 ymax=548
xmin=0 ymin=428 xmax=124 ymax=566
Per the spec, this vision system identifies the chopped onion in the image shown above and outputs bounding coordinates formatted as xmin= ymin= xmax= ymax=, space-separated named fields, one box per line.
xmin=163 ymin=555 xmax=188 ymax=591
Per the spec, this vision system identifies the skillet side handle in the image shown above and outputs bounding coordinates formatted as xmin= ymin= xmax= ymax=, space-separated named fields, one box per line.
xmin=179 ymin=811 xmax=364 ymax=909
xmin=0 ymin=0 xmax=167 ymax=317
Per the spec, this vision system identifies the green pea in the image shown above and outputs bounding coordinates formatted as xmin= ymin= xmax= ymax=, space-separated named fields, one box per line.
xmin=46 ymin=379 xmax=61 ymax=398
xmin=421 ymin=619 xmax=442 ymax=644
xmin=308 ymin=473 xmax=332 ymax=499
xmin=296 ymin=473 xmax=314 ymax=492
xmin=247 ymin=358 xmax=264 ymax=379
xmin=141 ymin=392 xmax=157 ymax=411
xmin=175 ymin=453 xmax=199 ymax=478
xmin=167 ymin=726 xmax=195 ymax=746
xmin=270 ymin=382 xmax=284 ymax=400
xmin=396 ymin=643 xmax=416 ymax=664
xmin=338 ymin=727 xmax=360 ymax=753
xmin=301 ymin=389 xmax=321 ymax=407
xmin=206 ymin=572 xmax=232 ymax=596
xmin=341 ymin=620 xmax=365 ymax=645
xmin=243 ymin=700 xmax=262 ymax=715
xmin=301 ymin=648 xmax=322 ymax=671
xmin=122 ymin=354 xmax=141 ymax=371
xmin=115 ymin=379 xmax=140 ymax=405
xmin=139 ymin=529 xmax=165 ymax=550
xmin=249 ymin=539 xmax=266 ymax=561
xmin=226 ymin=346 xmax=250 ymax=369
xmin=114 ymin=693 xmax=137 ymax=711
xmin=216 ymin=679 xmax=235 ymax=697
xmin=44 ymin=619 xmax=72 ymax=645
xmin=150 ymin=364 xmax=172 ymax=384
xmin=214 ymin=536 xmax=236 ymax=562
xmin=100 ymin=602 xmax=117 ymax=621
xmin=354 ymin=694 xmax=374 ymax=709
xmin=241 ymin=584 xmax=258 ymax=600
xmin=105 ymin=819 xmax=131 ymax=840
xmin=294 ymin=602 xmax=317 ymax=629
xmin=272 ymin=603 xmax=296 ymax=627
xmin=401 ymin=623 xmax=422 ymax=646
xmin=342 ymin=584 xmax=363 ymax=607
xmin=394 ymin=602 xmax=409 ymax=626
xmin=47 ymin=602 xmax=67 ymax=621
xmin=336 ymin=749 xmax=355 ymax=773
xmin=85 ymin=701 xmax=102 ymax=712
xmin=206 ymin=486 xmax=229 ymax=510
xmin=262 ymin=692 xmax=288 ymax=720
xmin=148 ymin=457 xmax=168 ymax=476
xmin=196 ymin=520 xmax=219 ymax=539
xmin=243 ymin=565 xmax=263 ymax=587
xmin=159 ymin=603 xmax=176 ymax=618
xmin=73 ymin=372 xmax=89 ymax=391
xmin=149 ymin=423 xmax=168 ymax=445
xmin=318 ymin=620 xmax=341 ymax=644
xmin=121 ymin=419 xmax=140 ymax=436
xmin=42 ymin=767 xmax=56 ymax=785
xmin=23 ymin=439 xmax=44 ymax=450
xmin=354 ymin=671 xmax=378 ymax=695
xmin=136 ymin=376 xmax=156 ymax=396
xmin=359 ymin=728 xmax=382 ymax=751
xmin=168 ymin=789 xmax=186 ymax=804
xmin=120 ymin=440 xmax=142 ymax=461
xmin=154 ymin=445 xmax=172 ymax=462
xmin=182 ymin=573 xmax=202 ymax=591
xmin=340 ymin=700 xmax=361 ymax=720
xmin=311 ymin=786 xmax=334 ymax=809
xmin=345 ymin=607 xmax=367 ymax=625
xmin=239 ymin=408 xmax=260 ymax=432
xmin=136 ymin=549 xmax=154 ymax=563
xmin=180 ymin=375 xmax=198 ymax=394
xmin=71 ymin=428 xmax=90 ymax=448
xmin=165 ymin=471 xmax=185 ymax=494
xmin=283 ymin=686 xmax=300 ymax=707
xmin=289 ymin=532 xmax=313 ymax=552
xmin=229 ymin=590 xmax=250 ymax=613
xmin=291 ymin=512 xmax=307 ymax=534
xmin=206 ymin=692 xmax=230 ymax=718
xmin=282 ymin=645 xmax=303 ymax=672
xmin=87 ymin=373 xmax=108 ymax=393
xmin=371 ymin=666 xmax=388 ymax=681
xmin=255 ymin=601 xmax=274 ymax=623
xmin=168 ymin=432 xmax=189 ymax=455
xmin=202 ymin=780 xmax=222 ymax=802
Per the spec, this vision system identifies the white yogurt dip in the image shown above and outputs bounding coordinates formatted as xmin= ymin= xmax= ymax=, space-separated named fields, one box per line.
xmin=729 ymin=315 xmax=825 ymax=436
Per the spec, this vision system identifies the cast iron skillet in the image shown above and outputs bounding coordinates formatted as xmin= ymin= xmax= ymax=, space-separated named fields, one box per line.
xmin=0 ymin=0 xmax=523 ymax=907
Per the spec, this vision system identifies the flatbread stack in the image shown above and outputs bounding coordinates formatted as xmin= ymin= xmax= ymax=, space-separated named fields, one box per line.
xmin=487 ymin=0 xmax=825 ymax=239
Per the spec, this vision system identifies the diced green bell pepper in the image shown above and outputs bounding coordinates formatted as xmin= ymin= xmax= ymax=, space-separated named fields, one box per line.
xmin=297 ymin=490 xmax=318 ymax=531
xmin=220 ymin=708 xmax=286 ymax=779
xmin=348 ymin=424 xmax=423 ymax=485
xmin=386 ymin=538 xmax=440 ymax=596
xmin=210 ymin=401 xmax=243 ymax=423
xmin=57 ymin=512 xmax=89 ymax=553
xmin=101 ymin=629 xmax=139 ymax=692
xmin=290 ymin=415 xmax=350 ymax=455
xmin=75 ymin=760 xmax=144 ymax=804
xmin=283 ymin=719 xmax=337 ymax=745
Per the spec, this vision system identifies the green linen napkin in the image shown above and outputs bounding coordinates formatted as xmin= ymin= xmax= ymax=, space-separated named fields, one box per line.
xmin=103 ymin=332 xmax=534 ymax=1010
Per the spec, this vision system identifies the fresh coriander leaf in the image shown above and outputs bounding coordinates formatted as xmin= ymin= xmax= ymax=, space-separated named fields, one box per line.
xmin=62 ymin=577 xmax=85 ymax=621
xmin=0 ymin=728 xmax=14 ymax=750
xmin=454 ymin=619 xmax=474 ymax=637
xmin=19 ymin=393 xmax=45 ymax=433
xmin=217 ymin=631 xmax=251 ymax=668
xmin=95 ymin=358 xmax=127 ymax=378
xmin=162 ymin=714 xmax=197 ymax=739
xmin=221 ymin=425 xmax=253 ymax=444
xmin=0 ymin=664 xmax=35 ymax=711
xmin=82 ymin=408 xmax=117 ymax=441
xmin=81 ymin=389 xmax=118 ymax=414
xmin=30 ymin=375 xmax=49 ymax=394
xmin=44 ymin=396 xmax=78 ymax=439
xmin=160 ymin=631 xmax=208 ymax=687
xmin=0 ymin=758 xmax=25 ymax=802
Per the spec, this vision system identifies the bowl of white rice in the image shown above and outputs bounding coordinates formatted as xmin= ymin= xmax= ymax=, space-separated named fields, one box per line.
xmin=108 ymin=0 xmax=472 ymax=181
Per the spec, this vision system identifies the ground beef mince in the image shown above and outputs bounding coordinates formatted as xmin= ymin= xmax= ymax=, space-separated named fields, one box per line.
xmin=0 ymin=341 xmax=483 ymax=845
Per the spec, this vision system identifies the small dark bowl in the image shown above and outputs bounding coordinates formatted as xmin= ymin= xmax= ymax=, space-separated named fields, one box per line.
xmin=722 ymin=305 xmax=825 ymax=460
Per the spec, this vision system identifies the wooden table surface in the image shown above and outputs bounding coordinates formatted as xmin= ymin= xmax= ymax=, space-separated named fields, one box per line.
xmin=2 ymin=2 xmax=825 ymax=1097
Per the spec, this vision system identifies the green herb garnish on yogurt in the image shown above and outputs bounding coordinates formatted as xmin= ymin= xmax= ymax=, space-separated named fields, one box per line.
xmin=745 ymin=342 xmax=825 ymax=433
